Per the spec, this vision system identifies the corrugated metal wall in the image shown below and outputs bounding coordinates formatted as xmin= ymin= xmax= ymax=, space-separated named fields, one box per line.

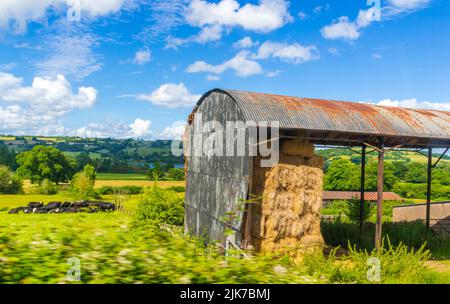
xmin=185 ymin=92 xmax=251 ymax=246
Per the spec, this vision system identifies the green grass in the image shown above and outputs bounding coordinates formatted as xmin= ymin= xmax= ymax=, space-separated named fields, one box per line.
xmin=96 ymin=173 xmax=149 ymax=180
xmin=0 ymin=189 xmax=448 ymax=284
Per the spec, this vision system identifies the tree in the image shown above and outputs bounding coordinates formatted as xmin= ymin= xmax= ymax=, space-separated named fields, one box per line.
xmin=404 ymin=162 xmax=427 ymax=184
xmin=71 ymin=164 xmax=97 ymax=199
xmin=16 ymin=145 xmax=76 ymax=184
xmin=344 ymin=197 xmax=375 ymax=223
xmin=147 ymin=161 xmax=164 ymax=181
xmin=324 ymin=158 xmax=360 ymax=191
xmin=365 ymin=161 xmax=399 ymax=191
xmin=0 ymin=165 xmax=22 ymax=194
xmin=166 ymin=168 xmax=185 ymax=181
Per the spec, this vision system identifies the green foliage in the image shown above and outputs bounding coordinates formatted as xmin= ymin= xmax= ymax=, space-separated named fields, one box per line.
xmin=324 ymin=158 xmax=360 ymax=191
xmin=70 ymin=164 xmax=97 ymax=200
xmin=38 ymin=179 xmax=58 ymax=195
xmin=16 ymin=146 xmax=76 ymax=184
xmin=365 ymin=161 xmax=399 ymax=191
xmin=321 ymin=220 xmax=450 ymax=259
xmin=0 ymin=165 xmax=22 ymax=194
xmin=147 ymin=162 xmax=185 ymax=181
xmin=166 ymin=168 xmax=185 ymax=181
xmin=343 ymin=198 xmax=375 ymax=223
xmin=302 ymin=238 xmax=435 ymax=283
xmin=97 ymin=185 xmax=143 ymax=195
xmin=134 ymin=186 xmax=185 ymax=227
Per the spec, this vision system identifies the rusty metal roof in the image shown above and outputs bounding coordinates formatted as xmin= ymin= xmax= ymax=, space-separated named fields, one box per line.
xmin=192 ymin=89 xmax=450 ymax=148
xmin=323 ymin=191 xmax=402 ymax=201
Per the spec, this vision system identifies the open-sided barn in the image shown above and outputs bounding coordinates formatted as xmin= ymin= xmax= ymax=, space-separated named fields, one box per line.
xmin=184 ymin=89 xmax=450 ymax=254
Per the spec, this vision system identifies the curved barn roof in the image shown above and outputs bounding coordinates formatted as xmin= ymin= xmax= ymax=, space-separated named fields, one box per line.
xmin=192 ymin=89 xmax=450 ymax=148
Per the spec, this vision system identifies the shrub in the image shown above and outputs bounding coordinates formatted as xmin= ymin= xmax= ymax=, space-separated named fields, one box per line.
xmin=0 ymin=166 xmax=22 ymax=194
xmin=167 ymin=185 xmax=186 ymax=193
xmin=70 ymin=164 xmax=96 ymax=200
xmin=134 ymin=186 xmax=184 ymax=227
xmin=97 ymin=185 xmax=143 ymax=195
xmin=321 ymin=219 xmax=450 ymax=258
xmin=343 ymin=197 xmax=375 ymax=223
xmin=302 ymin=238 xmax=435 ymax=283
xmin=38 ymin=179 xmax=58 ymax=195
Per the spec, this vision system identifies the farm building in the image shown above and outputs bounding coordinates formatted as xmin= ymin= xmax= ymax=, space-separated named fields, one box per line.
xmin=184 ymin=89 xmax=450 ymax=255
xmin=322 ymin=191 xmax=403 ymax=207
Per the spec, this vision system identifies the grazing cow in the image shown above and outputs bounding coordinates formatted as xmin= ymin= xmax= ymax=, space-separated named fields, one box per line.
xmin=99 ymin=202 xmax=116 ymax=211
xmin=28 ymin=202 xmax=43 ymax=208
xmin=33 ymin=208 xmax=48 ymax=214
xmin=61 ymin=202 xmax=72 ymax=208
xmin=72 ymin=201 xmax=89 ymax=208
xmin=8 ymin=207 xmax=25 ymax=214
xmin=61 ymin=207 xmax=79 ymax=213
xmin=43 ymin=202 xmax=61 ymax=211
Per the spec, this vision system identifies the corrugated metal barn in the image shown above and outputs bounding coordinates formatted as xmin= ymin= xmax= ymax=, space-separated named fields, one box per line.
xmin=184 ymin=89 xmax=450 ymax=251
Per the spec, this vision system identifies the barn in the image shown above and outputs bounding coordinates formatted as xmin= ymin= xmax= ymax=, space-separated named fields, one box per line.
xmin=183 ymin=89 xmax=450 ymax=254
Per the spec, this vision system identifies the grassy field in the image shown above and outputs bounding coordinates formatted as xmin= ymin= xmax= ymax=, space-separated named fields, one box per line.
xmin=94 ymin=180 xmax=185 ymax=188
xmin=96 ymin=173 xmax=149 ymax=180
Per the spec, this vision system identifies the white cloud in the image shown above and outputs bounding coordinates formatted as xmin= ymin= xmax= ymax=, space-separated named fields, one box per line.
xmin=313 ymin=4 xmax=330 ymax=14
xmin=0 ymin=0 xmax=127 ymax=33
xmin=0 ymin=72 xmax=97 ymax=134
xmin=327 ymin=47 xmax=340 ymax=56
xmin=168 ymin=0 xmax=292 ymax=47
xmin=137 ymin=83 xmax=201 ymax=108
xmin=165 ymin=24 xmax=223 ymax=49
xmin=266 ymin=70 xmax=282 ymax=77
xmin=376 ymin=98 xmax=450 ymax=111
xmin=321 ymin=1 xmax=431 ymax=41
xmin=186 ymin=51 xmax=263 ymax=77
xmin=320 ymin=16 xmax=361 ymax=41
xmin=233 ymin=36 xmax=258 ymax=49
xmin=297 ymin=11 xmax=308 ymax=20
xmin=186 ymin=0 xmax=292 ymax=32
xmin=133 ymin=48 xmax=152 ymax=65
xmin=129 ymin=118 xmax=152 ymax=138
xmin=387 ymin=0 xmax=430 ymax=10
xmin=159 ymin=120 xmax=187 ymax=140
xmin=35 ymin=24 xmax=102 ymax=80
xmin=254 ymin=41 xmax=320 ymax=64
xmin=372 ymin=53 xmax=383 ymax=59
xmin=206 ymin=75 xmax=220 ymax=81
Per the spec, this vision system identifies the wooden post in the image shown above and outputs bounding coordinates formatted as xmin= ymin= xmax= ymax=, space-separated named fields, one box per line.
xmin=375 ymin=138 xmax=384 ymax=251
xmin=426 ymin=147 xmax=432 ymax=229
xmin=359 ymin=145 xmax=366 ymax=231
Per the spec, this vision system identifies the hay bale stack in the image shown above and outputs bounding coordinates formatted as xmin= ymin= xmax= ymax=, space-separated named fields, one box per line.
xmin=249 ymin=139 xmax=324 ymax=259
xmin=281 ymin=139 xmax=314 ymax=157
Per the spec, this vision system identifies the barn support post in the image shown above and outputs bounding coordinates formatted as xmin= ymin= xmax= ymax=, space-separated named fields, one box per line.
xmin=375 ymin=138 xmax=385 ymax=251
xmin=359 ymin=145 xmax=366 ymax=231
xmin=426 ymin=147 xmax=432 ymax=229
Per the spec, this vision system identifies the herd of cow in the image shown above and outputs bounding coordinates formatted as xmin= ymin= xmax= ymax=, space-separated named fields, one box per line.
xmin=8 ymin=201 xmax=117 ymax=214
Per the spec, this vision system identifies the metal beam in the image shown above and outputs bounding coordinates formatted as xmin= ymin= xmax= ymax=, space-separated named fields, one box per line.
xmin=433 ymin=147 xmax=449 ymax=168
xmin=359 ymin=145 xmax=366 ymax=231
xmin=375 ymin=138 xmax=385 ymax=251
xmin=426 ymin=148 xmax=432 ymax=229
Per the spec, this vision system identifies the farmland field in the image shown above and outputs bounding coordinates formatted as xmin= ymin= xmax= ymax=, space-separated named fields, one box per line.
xmin=96 ymin=173 xmax=150 ymax=180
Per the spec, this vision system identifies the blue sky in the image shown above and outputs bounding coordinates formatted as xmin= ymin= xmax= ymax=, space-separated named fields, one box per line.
xmin=0 ymin=0 xmax=449 ymax=139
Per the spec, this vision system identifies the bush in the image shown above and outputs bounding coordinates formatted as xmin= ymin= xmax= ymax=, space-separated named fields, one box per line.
xmin=321 ymin=219 xmax=450 ymax=258
xmin=302 ymin=238 xmax=435 ymax=283
xmin=167 ymin=186 xmax=186 ymax=193
xmin=38 ymin=179 xmax=58 ymax=195
xmin=97 ymin=185 xmax=143 ymax=195
xmin=70 ymin=165 xmax=96 ymax=200
xmin=0 ymin=166 xmax=22 ymax=194
xmin=343 ymin=198 xmax=375 ymax=223
xmin=134 ymin=186 xmax=184 ymax=227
